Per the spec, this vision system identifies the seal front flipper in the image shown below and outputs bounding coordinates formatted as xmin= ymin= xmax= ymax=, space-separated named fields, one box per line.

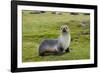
xmin=65 ymin=47 xmax=70 ymax=52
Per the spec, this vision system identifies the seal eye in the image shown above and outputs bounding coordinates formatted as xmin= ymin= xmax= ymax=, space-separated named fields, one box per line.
xmin=65 ymin=27 xmax=68 ymax=29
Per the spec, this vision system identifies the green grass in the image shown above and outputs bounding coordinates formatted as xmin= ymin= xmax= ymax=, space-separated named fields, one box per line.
xmin=22 ymin=11 xmax=90 ymax=62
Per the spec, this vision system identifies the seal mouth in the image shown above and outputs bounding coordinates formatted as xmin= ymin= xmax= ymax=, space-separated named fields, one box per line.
xmin=62 ymin=28 xmax=67 ymax=32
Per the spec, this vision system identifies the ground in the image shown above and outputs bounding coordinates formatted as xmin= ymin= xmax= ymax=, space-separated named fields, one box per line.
xmin=22 ymin=11 xmax=90 ymax=62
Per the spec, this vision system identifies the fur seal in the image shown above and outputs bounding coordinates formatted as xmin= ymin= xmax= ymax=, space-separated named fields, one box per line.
xmin=38 ymin=25 xmax=71 ymax=56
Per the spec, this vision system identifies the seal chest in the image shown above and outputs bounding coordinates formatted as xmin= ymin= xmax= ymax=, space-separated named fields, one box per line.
xmin=58 ymin=33 xmax=71 ymax=52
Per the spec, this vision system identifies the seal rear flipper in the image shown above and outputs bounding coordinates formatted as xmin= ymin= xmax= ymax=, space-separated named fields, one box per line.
xmin=39 ymin=52 xmax=45 ymax=56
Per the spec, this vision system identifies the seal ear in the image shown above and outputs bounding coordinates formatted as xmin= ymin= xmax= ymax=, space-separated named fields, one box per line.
xmin=60 ymin=26 xmax=62 ymax=30
xmin=65 ymin=26 xmax=68 ymax=29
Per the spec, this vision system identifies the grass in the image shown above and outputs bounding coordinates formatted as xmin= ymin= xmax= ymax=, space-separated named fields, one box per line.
xmin=22 ymin=11 xmax=90 ymax=62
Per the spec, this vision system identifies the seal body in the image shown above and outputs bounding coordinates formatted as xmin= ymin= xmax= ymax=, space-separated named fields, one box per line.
xmin=39 ymin=39 xmax=59 ymax=56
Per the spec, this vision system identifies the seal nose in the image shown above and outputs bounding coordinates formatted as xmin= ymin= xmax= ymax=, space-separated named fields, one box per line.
xmin=62 ymin=28 xmax=66 ymax=32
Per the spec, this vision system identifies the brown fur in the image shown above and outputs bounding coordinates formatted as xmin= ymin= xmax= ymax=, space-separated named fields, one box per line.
xmin=44 ymin=48 xmax=56 ymax=53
